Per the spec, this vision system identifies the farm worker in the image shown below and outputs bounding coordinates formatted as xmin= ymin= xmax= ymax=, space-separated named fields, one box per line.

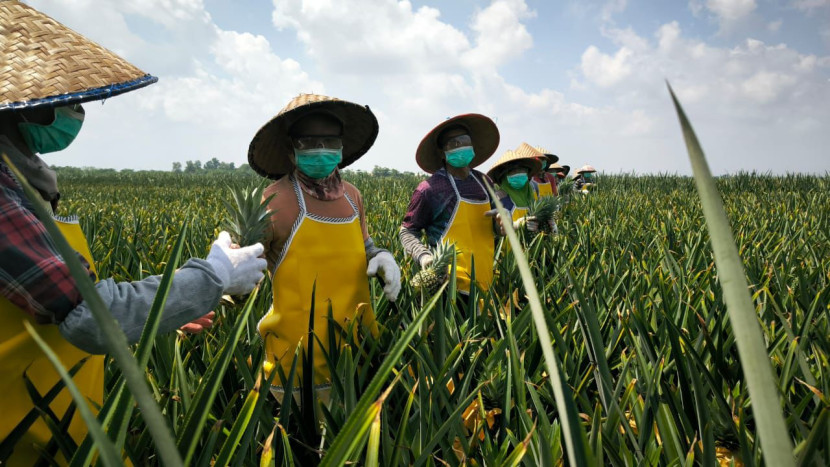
xmin=574 ymin=165 xmax=598 ymax=193
xmin=400 ymin=114 xmax=505 ymax=298
xmin=250 ymin=93 xmax=402 ymax=405
xmin=529 ymin=144 xmax=560 ymax=197
xmin=551 ymin=162 xmax=570 ymax=181
xmin=486 ymin=144 xmax=544 ymax=231
xmin=0 ymin=2 xmax=267 ymax=464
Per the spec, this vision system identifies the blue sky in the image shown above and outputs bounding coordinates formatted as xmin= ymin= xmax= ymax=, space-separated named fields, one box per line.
xmin=26 ymin=0 xmax=830 ymax=174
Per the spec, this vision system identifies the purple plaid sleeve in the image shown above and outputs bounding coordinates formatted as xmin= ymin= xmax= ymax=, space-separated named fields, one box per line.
xmin=0 ymin=164 xmax=84 ymax=324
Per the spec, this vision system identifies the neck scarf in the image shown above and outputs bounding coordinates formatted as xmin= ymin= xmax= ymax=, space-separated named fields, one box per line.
xmin=0 ymin=135 xmax=60 ymax=210
xmin=294 ymin=167 xmax=345 ymax=201
xmin=501 ymin=179 xmax=534 ymax=208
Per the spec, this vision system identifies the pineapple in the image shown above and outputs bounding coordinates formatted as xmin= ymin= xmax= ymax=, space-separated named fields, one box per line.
xmin=222 ymin=183 xmax=277 ymax=246
xmin=410 ymin=242 xmax=456 ymax=292
xmin=528 ymin=196 xmax=560 ymax=234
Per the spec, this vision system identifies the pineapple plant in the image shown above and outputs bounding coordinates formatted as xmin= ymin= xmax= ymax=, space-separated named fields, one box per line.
xmin=221 ymin=183 xmax=277 ymax=246
xmin=410 ymin=241 xmax=456 ymax=293
xmin=527 ymin=196 xmax=560 ymax=234
xmin=557 ymin=176 xmax=574 ymax=198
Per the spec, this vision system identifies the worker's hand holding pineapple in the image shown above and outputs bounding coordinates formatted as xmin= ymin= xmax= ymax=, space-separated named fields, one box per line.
xmin=367 ymin=252 xmax=402 ymax=302
xmin=410 ymin=242 xmax=456 ymax=293
xmin=206 ymin=231 xmax=267 ymax=295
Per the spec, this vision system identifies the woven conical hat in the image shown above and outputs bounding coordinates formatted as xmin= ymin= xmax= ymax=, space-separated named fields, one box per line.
xmin=486 ymin=145 xmax=543 ymax=182
xmin=574 ymin=164 xmax=596 ymax=175
xmin=532 ymin=145 xmax=559 ymax=165
xmin=0 ymin=0 xmax=157 ymax=111
xmin=248 ymin=93 xmax=378 ymax=179
xmin=551 ymin=162 xmax=570 ymax=175
xmin=415 ymin=113 xmax=499 ymax=174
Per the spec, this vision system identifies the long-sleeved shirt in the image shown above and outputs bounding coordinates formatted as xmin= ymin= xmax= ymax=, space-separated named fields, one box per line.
xmin=1 ymin=160 xmax=224 ymax=354
xmin=399 ymin=168 xmax=511 ymax=262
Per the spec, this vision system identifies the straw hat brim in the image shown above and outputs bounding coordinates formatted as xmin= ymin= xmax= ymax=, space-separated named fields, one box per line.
xmin=574 ymin=165 xmax=596 ymax=175
xmin=415 ymin=114 xmax=499 ymax=174
xmin=486 ymin=150 xmax=543 ymax=182
xmin=532 ymin=146 xmax=559 ymax=165
xmin=0 ymin=1 xmax=157 ymax=111
xmin=248 ymin=95 xmax=379 ymax=180
xmin=553 ymin=164 xmax=571 ymax=176
xmin=540 ymin=153 xmax=559 ymax=164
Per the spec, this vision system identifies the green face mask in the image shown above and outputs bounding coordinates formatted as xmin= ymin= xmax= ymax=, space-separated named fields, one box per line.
xmin=444 ymin=146 xmax=475 ymax=168
xmin=583 ymin=172 xmax=595 ymax=181
xmin=506 ymin=173 xmax=529 ymax=190
xmin=17 ymin=105 xmax=85 ymax=154
xmin=294 ymin=148 xmax=343 ymax=178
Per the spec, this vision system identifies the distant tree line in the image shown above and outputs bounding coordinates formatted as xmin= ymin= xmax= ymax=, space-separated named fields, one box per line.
xmin=173 ymin=157 xmax=249 ymax=173
xmin=54 ymin=160 xmax=418 ymax=178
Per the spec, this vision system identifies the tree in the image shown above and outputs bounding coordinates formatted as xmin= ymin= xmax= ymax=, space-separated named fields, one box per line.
xmin=204 ymin=157 xmax=221 ymax=170
xmin=184 ymin=160 xmax=202 ymax=173
xmin=172 ymin=162 xmax=182 ymax=173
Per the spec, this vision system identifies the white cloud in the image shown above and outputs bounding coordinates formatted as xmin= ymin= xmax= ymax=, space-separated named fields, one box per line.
xmin=271 ymin=0 xmax=470 ymax=75
xmin=601 ymin=0 xmax=627 ymax=22
xmin=579 ymin=46 xmax=634 ymax=87
xmin=706 ymin=0 xmax=757 ymax=22
xmin=572 ymin=21 xmax=830 ymax=173
xmin=657 ymin=21 xmax=681 ymax=51
xmin=462 ymin=0 xmax=536 ymax=70
xmin=740 ymin=71 xmax=797 ymax=103
xmin=767 ymin=20 xmax=783 ymax=32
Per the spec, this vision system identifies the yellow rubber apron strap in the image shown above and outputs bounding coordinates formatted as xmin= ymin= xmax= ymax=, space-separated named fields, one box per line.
xmin=0 ymin=219 xmax=104 ymax=466
xmin=260 ymin=178 xmax=375 ymax=393
xmin=440 ymin=174 xmax=495 ymax=294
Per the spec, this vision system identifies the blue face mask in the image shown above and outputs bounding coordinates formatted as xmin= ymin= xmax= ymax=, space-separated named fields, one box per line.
xmin=506 ymin=173 xmax=529 ymax=190
xmin=294 ymin=148 xmax=343 ymax=178
xmin=444 ymin=146 xmax=475 ymax=168
xmin=17 ymin=105 xmax=85 ymax=154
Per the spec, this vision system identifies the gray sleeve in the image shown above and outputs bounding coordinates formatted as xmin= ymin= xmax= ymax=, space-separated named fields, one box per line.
xmin=364 ymin=236 xmax=389 ymax=261
xmin=58 ymin=258 xmax=224 ymax=355
xmin=399 ymin=225 xmax=431 ymax=263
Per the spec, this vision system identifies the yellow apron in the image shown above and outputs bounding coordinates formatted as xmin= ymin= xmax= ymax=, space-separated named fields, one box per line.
xmin=510 ymin=188 xmax=537 ymax=222
xmin=511 ymin=206 xmax=529 ymax=222
xmin=441 ymin=173 xmax=495 ymax=294
xmin=0 ymin=218 xmax=104 ymax=466
xmin=537 ymin=181 xmax=553 ymax=197
xmin=258 ymin=178 xmax=375 ymax=400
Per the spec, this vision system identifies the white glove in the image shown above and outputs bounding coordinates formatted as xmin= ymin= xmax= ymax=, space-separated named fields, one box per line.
xmin=418 ymin=253 xmax=434 ymax=269
xmin=513 ymin=216 xmax=538 ymax=232
xmin=367 ymin=251 xmax=401 ymax=302
xmin=206 ymin=231 xmax=267 ymax=295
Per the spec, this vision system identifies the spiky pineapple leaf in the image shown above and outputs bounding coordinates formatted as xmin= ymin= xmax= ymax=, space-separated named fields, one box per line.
xmin=222 ymin=183 xmax=277 ymax=246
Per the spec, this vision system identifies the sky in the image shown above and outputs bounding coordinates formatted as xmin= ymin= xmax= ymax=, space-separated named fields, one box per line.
xmin=25 ymin=0 xmax=830 ymax=175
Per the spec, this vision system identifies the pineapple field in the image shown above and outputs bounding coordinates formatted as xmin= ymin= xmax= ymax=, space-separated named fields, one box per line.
xmin=15 ymin=164 xmax=822 ymax=466
xmin=3 ymin=105 xmax=827 ymax=467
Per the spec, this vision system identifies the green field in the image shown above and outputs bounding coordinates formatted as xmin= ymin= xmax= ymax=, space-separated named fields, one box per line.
xmin=32 ymin=168 xmax=827 ymax=466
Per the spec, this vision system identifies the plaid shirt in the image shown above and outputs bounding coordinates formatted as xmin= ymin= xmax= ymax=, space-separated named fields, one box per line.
xmin=0 ymin=162 xmax=85 ymax=324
